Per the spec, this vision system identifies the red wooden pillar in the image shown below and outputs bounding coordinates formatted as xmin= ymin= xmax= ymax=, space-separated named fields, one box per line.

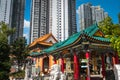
xmin=61 ymin=58 xmax=64 ymax=73
xmin=112 ymin=52 xmax=119 ymax=66
xmin=101 ymin=55 xmax=106 ymax=78
xmin=85 ymin=52 xmax=90 ymax=80
xmin=54 ymin=59 xmax=57 ymax=64
xmin=74 ymin=52 xmax=79 ymax=80
xmin=115 ymin=52 xmax=119 ymax=64
xmin=42 ymin=58 xmax=44 ymax=72
xmin=112 ymin=57 xmax=116 ymax=66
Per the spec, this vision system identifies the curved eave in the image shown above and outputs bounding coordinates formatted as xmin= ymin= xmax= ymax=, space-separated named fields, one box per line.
xmin=93 ymin=37 xmax=110 ymax=43
xmin=29 ymin=42 xmax=53 ymax=48
xmin=48 ymin=36 xmax=82 ymax=54
xmin=29 ymin=42 xmax=37 ymax=48
xmin=37 ymin=42 xmax=53 ymax=46
xmin=41 ymin=23 xmax=111 ymax=55
xmin=85 ymin=34 xmax=110 ymax=44
xmin=41 ymin=32 xmax=81 ymax=54
xmin=47 ymin=35 xmax=110 ymax=54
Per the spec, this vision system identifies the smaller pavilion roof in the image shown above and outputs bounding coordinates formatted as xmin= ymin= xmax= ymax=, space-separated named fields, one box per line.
xmin=29 ymin=33 xmax=58 ymax=48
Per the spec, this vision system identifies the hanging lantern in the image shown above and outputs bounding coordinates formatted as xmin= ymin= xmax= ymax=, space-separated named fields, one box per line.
xmin=86 ymin=52 xmax=90 ymax=59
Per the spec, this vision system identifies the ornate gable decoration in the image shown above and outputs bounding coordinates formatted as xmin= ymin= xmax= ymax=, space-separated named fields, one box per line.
xmin=93 ymin=30 xmax=104 ymax=37
xmin=29 ymin=33 xmax=58 ymax=48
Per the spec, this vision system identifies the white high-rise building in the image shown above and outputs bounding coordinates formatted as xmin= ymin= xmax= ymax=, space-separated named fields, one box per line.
xmin=0 ymin=0 xmax=13 ymax=24
xmin=50 ymin=0 xmax=77 ymax=41
xmin=0 ymin=0 xmax=25 ymax=43
xmin=50 ymin=0 xmax=70 ymax=41
xmin=78 ymin=3 xmax=92 ymax=30
xmin=30 ymin=0 xmax=50 ymax=43
xmin=30 ymin=0 xmax=77 ymax=43
xmin=92 ymin=6 xmax=107 ymax=24
xmin=78 ymin=3 xmax=108 ymax=31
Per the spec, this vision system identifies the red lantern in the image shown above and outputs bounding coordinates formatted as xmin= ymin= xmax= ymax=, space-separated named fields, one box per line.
xmin=86 ymin=52 xmax=89 ymax=59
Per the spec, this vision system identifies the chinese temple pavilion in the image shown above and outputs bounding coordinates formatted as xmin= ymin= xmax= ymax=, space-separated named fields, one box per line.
xmin=30 ymin=24 xmax=119 ymax=80
xmin=29 ymin=33 xmax=58 ymax=76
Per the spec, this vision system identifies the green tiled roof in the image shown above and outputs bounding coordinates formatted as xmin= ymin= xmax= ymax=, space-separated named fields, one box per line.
xmin=30 ymin=23 xmax=110 ymax=56
xmin=42 ymin=23 xmax=110 ymax=54
xmin=93 ymin=36 xmax=110 ymax=42
xmin=42 ymin=32 xmax=81 ymax=53
xmin=42 ymin=42 xmax=60 ymax=53
xmin=60 ymin=32 xmax=81 ymax=47
xmin=83 ymin=23 xmax=99 ymax=36
xmin=82 ymin=23 xmax=110 ymax=42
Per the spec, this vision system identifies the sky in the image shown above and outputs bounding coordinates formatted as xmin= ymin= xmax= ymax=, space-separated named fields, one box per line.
xmin=23 ymin=0 xmax=120 ymax=43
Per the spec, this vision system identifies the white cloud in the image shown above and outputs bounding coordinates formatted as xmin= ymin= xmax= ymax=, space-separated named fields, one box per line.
xmin=24 ymin=19 xmax=30 ymax=28
xmin=76 ymin=9 xmax=79 ymax=14
xmin=23 ymin=33 xmax=29 ymax=44
xmin=23 ymin=33 xmax=29 ymax=39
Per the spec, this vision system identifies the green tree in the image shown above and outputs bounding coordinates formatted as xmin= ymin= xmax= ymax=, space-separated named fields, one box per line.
xmin=98 ymin=16 xmax=120 ymax=56
xmin=118 ymin=13 xmax=120 ymax=24
xmin=0 ymin=22 xmax=15 ymax=42
xmin=98 ymin=16 xmax=113 ymax=37
xmin=0 ymin=22 xmax=15 ymax=79
xmin=110 ymin=14 xmax=120 ymax=55
xmin=11 ymin=37 xmax=29 ymax=71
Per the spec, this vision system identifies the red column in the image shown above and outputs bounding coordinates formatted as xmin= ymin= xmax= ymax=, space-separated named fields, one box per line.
xmin=54 ymin=59 xmax=57 ymax=64
xmin=74 ymin=52 xmax=79 ymax=80
xmin=85 ymin=52 xmax=90 ymax=80
xmin=112 ymin=57 xmax=116 ymax=66
xmin=61 ymin=58 xmax=64 ymax=73
xmin=42 ymin=58 xmax=44 ymax=72
xmin=101 ymin=55 xmax=106 ymax=78
xmin=115 ymin=52 xmax=119 ymax=64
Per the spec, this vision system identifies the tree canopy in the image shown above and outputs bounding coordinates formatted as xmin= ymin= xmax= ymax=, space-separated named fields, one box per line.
xmin=98 ymin=16 xmax=120 ymax=55
xmin=11 ymin=37 xmax=29 ymax=71
xmin=0 ymin=22 xmax=29 ymax=79
xmin=0 ymin=22 xmax=15 ymax=43
xmin=98 ymin=16 xmax=113 ymax=37
xmin=118 ymin=13 xmax=120 ymax=24
xmin=0 ymin=22 xmax=15 ymax=79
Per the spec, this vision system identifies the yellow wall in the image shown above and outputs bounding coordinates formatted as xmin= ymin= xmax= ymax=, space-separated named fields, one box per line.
xmin=35 ymin=57 xmax=43 ymax=71
xmin=35 ymin=55 xmax=55 ymax=71
xmin=49 ymin=55 xmax=54 ymax=68
xmin=35 ymin=57 xmax=38 ymax=68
